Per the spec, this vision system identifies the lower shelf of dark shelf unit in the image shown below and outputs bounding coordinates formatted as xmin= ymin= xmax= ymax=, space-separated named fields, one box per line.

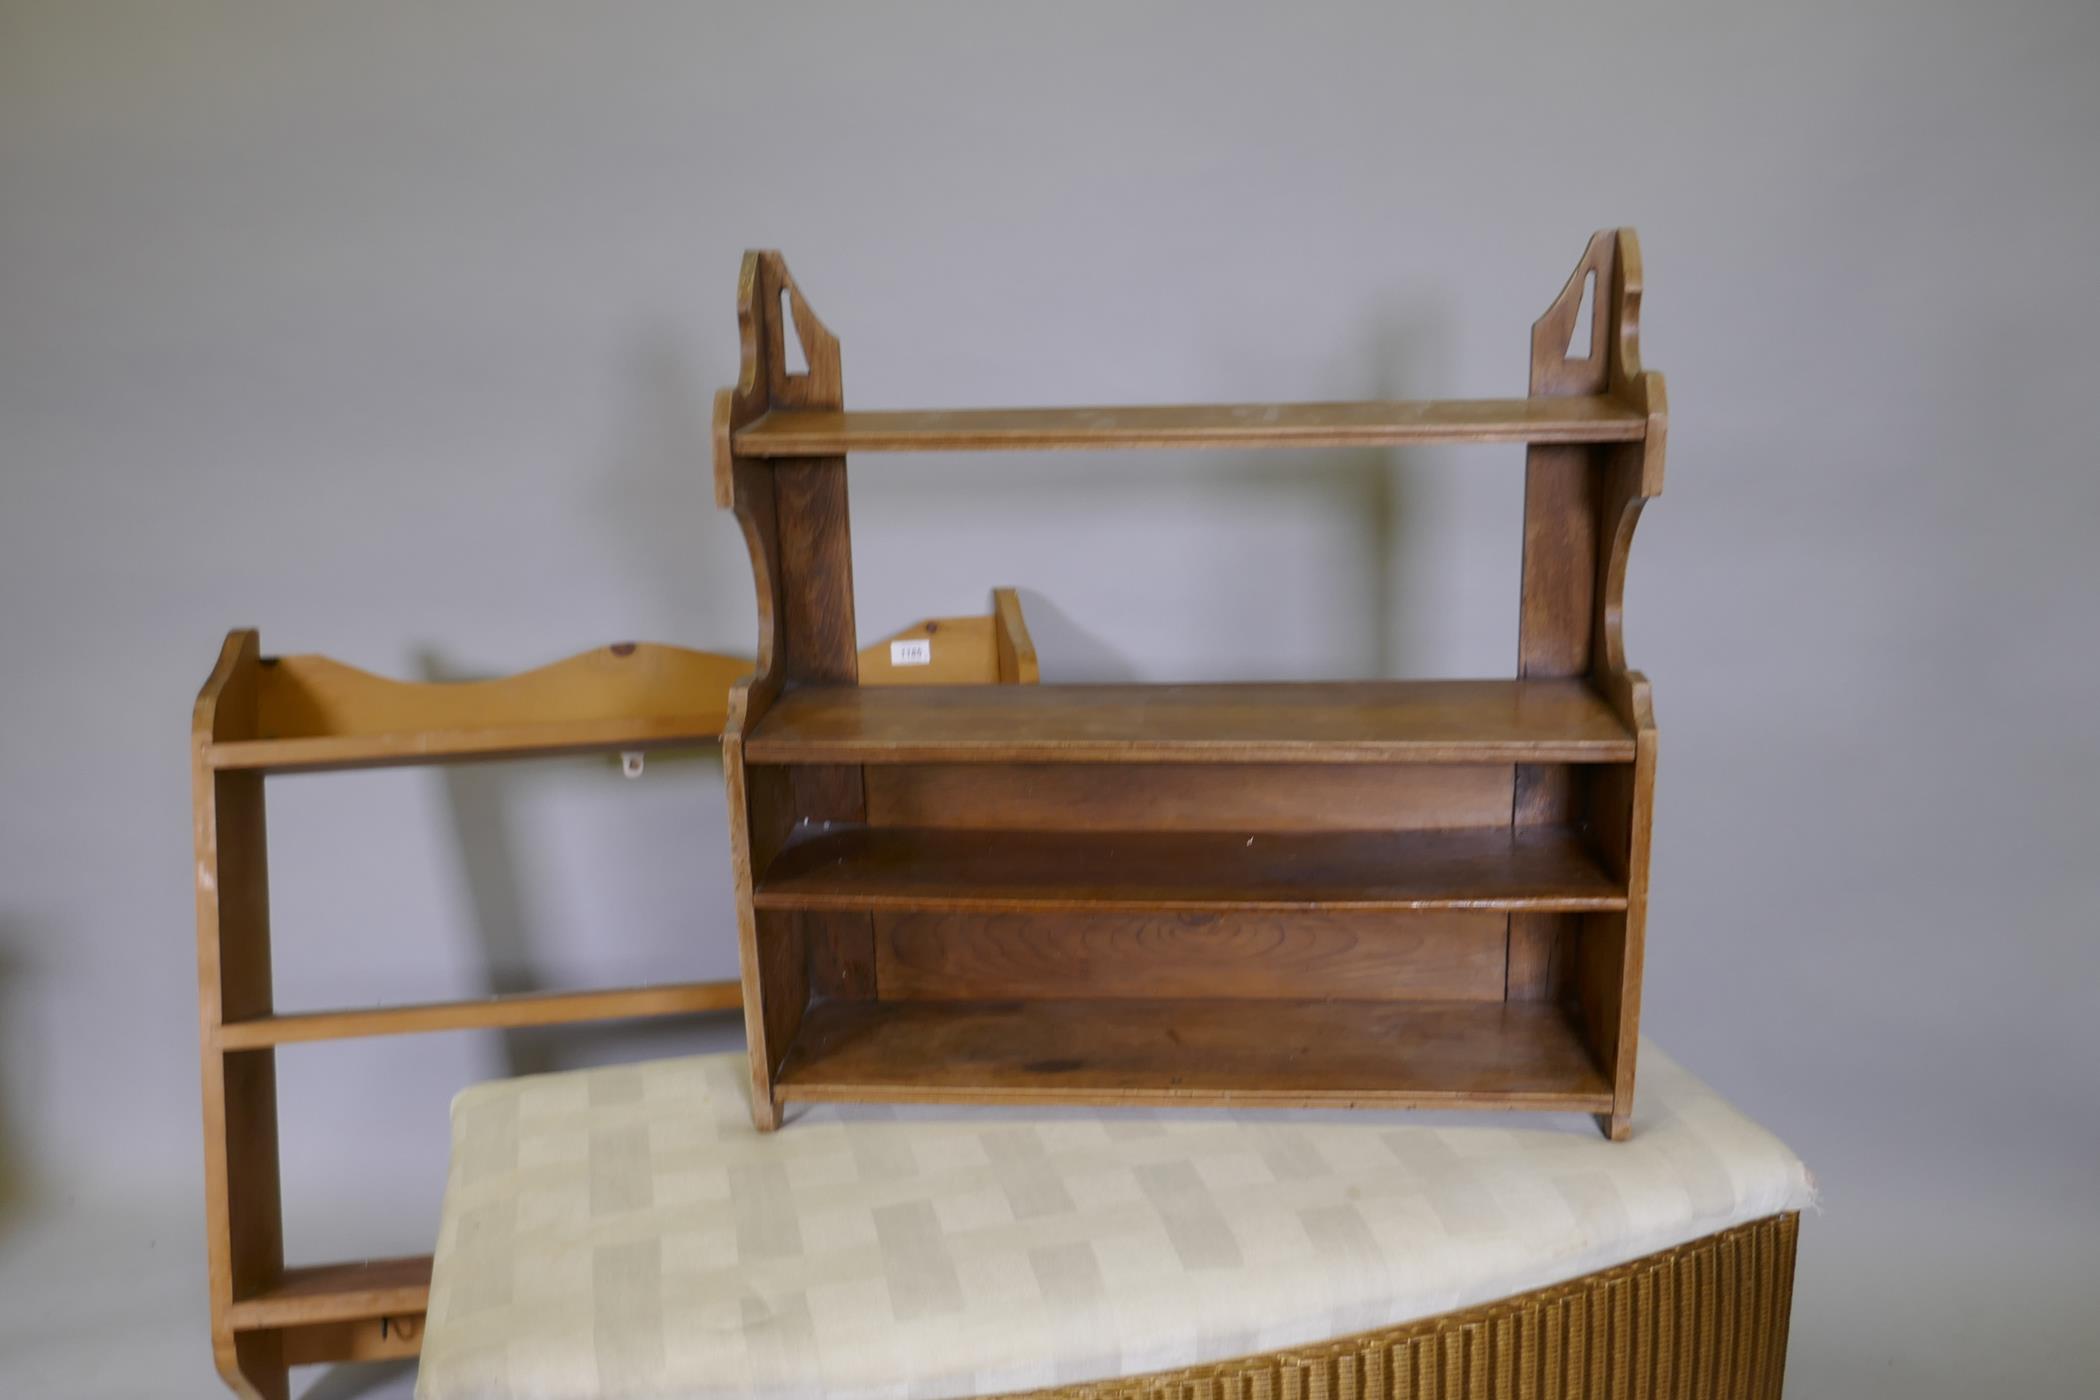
xmin=755 ymin=825 xmax=1626 ymax=914
xmin=773 ymin=997 xmax=1613 ymax=1112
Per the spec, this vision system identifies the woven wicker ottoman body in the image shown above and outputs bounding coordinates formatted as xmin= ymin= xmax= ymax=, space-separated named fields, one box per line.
xmin=415 ymin=1040 xmax=1811 ymax=1400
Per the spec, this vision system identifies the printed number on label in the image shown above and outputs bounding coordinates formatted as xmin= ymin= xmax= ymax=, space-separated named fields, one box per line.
xmin=890 ymin=638 xmax=932 ymax=667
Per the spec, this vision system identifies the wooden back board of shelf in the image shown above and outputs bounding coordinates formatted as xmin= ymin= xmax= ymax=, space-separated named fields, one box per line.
xmin=190 ymin=595 xmax=1036 ymax=1399
xmin=714 ymin=235 xmax=1664 ymax=1146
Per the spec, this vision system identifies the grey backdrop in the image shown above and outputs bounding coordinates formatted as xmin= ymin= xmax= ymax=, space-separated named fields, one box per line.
xmin=2 ymin=3 xmax=2096 ymax=1396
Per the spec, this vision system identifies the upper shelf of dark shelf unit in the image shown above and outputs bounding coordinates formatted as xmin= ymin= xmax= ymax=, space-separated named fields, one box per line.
xmin=742 ymin=679 xmax=1636 ymax=765
xmin=732 ymin=397 xmax=1648 ymax=455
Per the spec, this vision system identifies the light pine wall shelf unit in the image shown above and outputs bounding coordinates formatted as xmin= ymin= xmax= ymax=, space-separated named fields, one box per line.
xmin=191 ymin=599 xmax=1036 ymax=1400
xmin=718 ymin=233 xmax=1665 ymax=1140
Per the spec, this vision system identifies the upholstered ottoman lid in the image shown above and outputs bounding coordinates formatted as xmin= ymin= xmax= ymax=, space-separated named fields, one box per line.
xmin=416 ymin=1039 xmax=1812 ymax=1400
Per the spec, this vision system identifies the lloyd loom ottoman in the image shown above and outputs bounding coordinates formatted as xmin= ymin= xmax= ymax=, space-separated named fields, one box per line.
xmin=413 ymin=1040 xmax=1811 ymax=1400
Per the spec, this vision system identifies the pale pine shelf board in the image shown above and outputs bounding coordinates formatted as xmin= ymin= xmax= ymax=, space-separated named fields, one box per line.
xmin=756 ymin=826 xmax=1624 ymax=914
xmin=744 ymin=680 xmax=1635 ymax=765
xmin=217 ymin=981 xmax=741 ymax=1050
xmin=777 ymin=999 xmax=1615 ymax=1111
xmin=207 ymin=716 xmax=726 ymax=774
xmin=734 ymin=397 xmax=1647 ymax=455
xmin=227 ymin=1255 xmax=432 ymax=1331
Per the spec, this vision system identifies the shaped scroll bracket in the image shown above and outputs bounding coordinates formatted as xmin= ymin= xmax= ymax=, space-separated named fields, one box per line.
xmin=1520 ymin=229 xmax=1665 ymax=693
xmin=714 ymin=252 xmax=856 ymax=739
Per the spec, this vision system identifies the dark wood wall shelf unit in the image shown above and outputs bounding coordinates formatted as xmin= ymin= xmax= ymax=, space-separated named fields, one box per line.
xmin=718 ymin=231 xmax=1665 ymax=1142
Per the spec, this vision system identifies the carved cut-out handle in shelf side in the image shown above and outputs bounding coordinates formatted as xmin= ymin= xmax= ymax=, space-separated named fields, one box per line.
xmin=714 ymin=251 xmax=852 ymax=738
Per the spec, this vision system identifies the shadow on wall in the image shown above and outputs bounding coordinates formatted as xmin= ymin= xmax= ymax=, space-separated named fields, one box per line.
xmin=415 ymin=652 xmax=739 ymax=1080
xmin=408 ymin=321 xmax=773 ymax=1081
xmin=411 ymin=326 xmax=749 ymax=1080
xmin=821 ymin=440 xmax=1414 ymax=684
xmin=1301 ymin=306 xmax=1440 ymax=681
xmin=410 ymin=653 xmax=557 ymax=1080
xmin=586 ymin=298 xmax=1439 ymax=685
xmin=1005 ymin=589 xmax=1139 ymax=682
xmin=1193 ymin=303 xmax=1444 ymax=679
xmin=929 ymin=306 xmax=1435 ymax=682
xmin=590 ymin=324 xmax=755 ymax=651
xmin=401 ymin=297 xmax=1444 ymax=1092
xmin=298 ymin=1357 xmax=413 ymax=1400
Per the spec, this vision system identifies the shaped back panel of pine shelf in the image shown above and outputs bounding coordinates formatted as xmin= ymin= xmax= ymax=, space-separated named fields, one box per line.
xmin=714 ymin=233 xmax=1663 ymax=1141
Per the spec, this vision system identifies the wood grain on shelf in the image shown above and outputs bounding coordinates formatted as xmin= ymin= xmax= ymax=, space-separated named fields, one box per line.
xmin=226 ymin=1256 xmax=432 ymax=1331
xmin=746 ymin=680 xmax=1634 ymax=765
xmin=210 ymin=716 xmax=733 ymax=774
xmin=735 ymin=396 xmax=1647 ymax=455
xmin=1505 ymin=912 xmax=1571 ymax=1002
xmin=864 ymin=762 xmax=1514 ymax=832
xmin=804 ymin=909 xmax=878 ymax=1000
xmin=280 ymin=1316 xmax=424 ymax=1366
xmin=873 ymin=910 xmax=1509 ymax=1003
xmin=775 ymin=458 xmax=860 ymax=685
xmin=756 ymin=826 xmax=1624 ymax=914
xmin=216 ymin=981 xmax=741 ymax=1049
xmin=777 ymin=998 xmax=1614 ymax=1110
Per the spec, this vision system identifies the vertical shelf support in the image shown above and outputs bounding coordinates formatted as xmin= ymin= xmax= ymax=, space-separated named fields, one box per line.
xmin=715 ymin=253 xmax=864 ymax=1128
xmin=194 ymin=629 xmax=290 ymax=1400
xmin=1519 ymin=230 xmax=1666 ymax=1140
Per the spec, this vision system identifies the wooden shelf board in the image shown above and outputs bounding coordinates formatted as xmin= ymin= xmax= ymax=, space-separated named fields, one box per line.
xmin=280 ymin=1314 xmax=426 ymax=1366
xmin=758 ymin=826 xmax=1623 ymax=914
xmin=217 ymin=980 xmax=741 ymax=1050
xmin=207 ymin=716 xmax=726 ymax=774
xmin=227 ymin=1255 xmax=432 ymax=1330
xmin=745 ymin=679 xmax=1634 ymax=765
xmin=734 ymin=397 xmax=1647 ymax=455
xmin=778 ymin=998 xmax=1613 ymax=1110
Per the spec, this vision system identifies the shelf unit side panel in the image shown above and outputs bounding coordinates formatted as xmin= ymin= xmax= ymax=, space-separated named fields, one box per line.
xmin=723 ymin=741 xmax=786 ymax=1129
xmin=1574 ymin=731 xmax=1656 ymax=1133
xmin=194 ymin=734 xmax=291 ymax=1399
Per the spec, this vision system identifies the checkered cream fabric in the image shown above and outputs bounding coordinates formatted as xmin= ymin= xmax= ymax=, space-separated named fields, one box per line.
xmin=416 ymin=1040 xmax=1812 ymax=1400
